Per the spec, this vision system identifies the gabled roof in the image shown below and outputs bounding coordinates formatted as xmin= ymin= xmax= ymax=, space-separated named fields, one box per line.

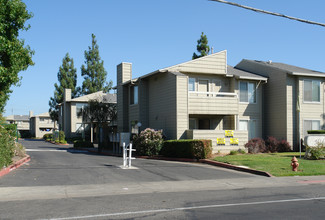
xmin=162 ymin=50 xmax=227 ymax=75
xmin=241 ymin=60 xmax=325 ymax=78
xmin=70 ymin=92 xmax=116 ymax=103
xmin=228 ymin=65 xmax=267 ymax=81
xmin=118 ymin=50 xmax=229 ymax=86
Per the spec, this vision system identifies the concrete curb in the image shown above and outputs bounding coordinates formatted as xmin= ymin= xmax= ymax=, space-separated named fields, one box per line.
xmin=199 ymin=159 xmax=273 ymax=177
xmin=0 ymin=155 xmax=31 ymax=178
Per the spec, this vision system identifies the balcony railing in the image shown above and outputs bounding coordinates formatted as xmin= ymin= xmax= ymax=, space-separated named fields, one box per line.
xmin=189 ymin=91 xmax=238 ymax=98
xmin=188 ymin=91 xmax=239 ymax=115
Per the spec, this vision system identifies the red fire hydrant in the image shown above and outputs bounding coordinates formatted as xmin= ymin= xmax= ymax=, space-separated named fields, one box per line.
xmin=291 ymin=156 xmax=299 ymax=172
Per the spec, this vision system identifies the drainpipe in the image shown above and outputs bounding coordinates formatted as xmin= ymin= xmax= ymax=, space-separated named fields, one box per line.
xmin=297 ymin=78 xmax=301 ymax=158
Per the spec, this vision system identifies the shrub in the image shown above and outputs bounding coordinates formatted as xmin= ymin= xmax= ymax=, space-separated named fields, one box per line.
xmin=307 ymin=130 xmax=325 ymax=134
xmin=43 ymin=133 xmax=53 ymax=141
xmin=73 ymin=140 xmax=94 ymax=148
xmin=14 ymin=143 xmax=26 ymax=158
xmin=58 ymin=131 xmax=67 ymax=144
xmin=265 ymin=136 xmax=278 ymax=153
xmin=245 ymin=138 xmax=266 ymax=154
xmin=304 ymin=141 xmax=325 ymax=160
xmin=161 ymin=139 xmax=212 ymax=159
xmin=277 ymin=140 xmax=292 ymax=152
xmin=0 ymin=125 xmax=16 ymax=168
xmin=229 ymin=150 xmax=238 ymax=155
xmin=133 ymin=128 xmax=164 ymax=156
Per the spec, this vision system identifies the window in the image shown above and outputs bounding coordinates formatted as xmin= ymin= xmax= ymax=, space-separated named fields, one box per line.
xmin=304 ymin=120 xmax=320 ymax=136
xmin=239 ymin=119 xmax=256 ymax=139
xmin=76 ymin=103 xmax=87 ymax=117
xmin=240 ymin=82 xmax=256 ymax=103
xmin=304 ymin=80 xmax=320 ymax=102
xmin=188 ymin=78 xmax=195 ymax=91
xmin=130 ymin=86 xmax=138 ymax=105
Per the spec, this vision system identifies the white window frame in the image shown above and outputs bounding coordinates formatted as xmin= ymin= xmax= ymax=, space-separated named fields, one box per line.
xmin=239 ymin=81 xmax=256 ymax=104
xmin=239 ymin=119 xmax=257 ymax=140
xmin=303 ymin=79 xmax=321 ymax=103
xmin=188 ymin=78 xmax=196 ymax=92
xmin=303 ymin=119 xmax=321 ymax=136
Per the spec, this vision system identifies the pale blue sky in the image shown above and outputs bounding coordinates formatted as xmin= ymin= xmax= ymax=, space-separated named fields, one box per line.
xmin=4 ymin=0 xmax=325 ymax=116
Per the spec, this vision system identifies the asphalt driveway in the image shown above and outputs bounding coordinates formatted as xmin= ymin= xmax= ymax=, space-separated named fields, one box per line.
xmin=0 ymin=139 xmax=254 ymax=187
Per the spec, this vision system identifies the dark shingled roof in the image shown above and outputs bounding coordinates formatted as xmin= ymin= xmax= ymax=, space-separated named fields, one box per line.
xmin=247 ymin=60 xmax=325 ymax=75
xmin=228 ymin=65 xmax=267 ymax=81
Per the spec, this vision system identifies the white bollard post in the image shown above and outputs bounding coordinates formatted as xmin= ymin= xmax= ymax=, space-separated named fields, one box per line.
xmin=123 ymin=142 xmax=126 ymax=168
xmin=128 ymin=143 xmax=132 ymax=167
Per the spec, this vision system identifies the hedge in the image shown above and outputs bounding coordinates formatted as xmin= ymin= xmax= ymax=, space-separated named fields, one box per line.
xmin=307 ymin=130 xmax=325 ymax=134
xmin=160 ymin=139 xmax=212 ymax=159
xmin=73 ymin=140 xmax=94 ymax=148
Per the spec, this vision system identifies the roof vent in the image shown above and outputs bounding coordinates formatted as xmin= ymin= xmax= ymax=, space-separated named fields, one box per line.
xmin=267 ymin=60 xmax=272 ymax=64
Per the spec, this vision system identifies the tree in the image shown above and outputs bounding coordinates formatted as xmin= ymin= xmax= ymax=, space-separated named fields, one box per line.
xmin=0 ymin=0 xmax=34 ymax=113
xmin=77 ymin=98 xmax=117 ymax=151
xmin=192 ymin=32 xmax=210 ymax=60
xmin=49 ymin=53 xmax=79 ymax=124
xmin=81 ymin=34 xmax=112 ymax=95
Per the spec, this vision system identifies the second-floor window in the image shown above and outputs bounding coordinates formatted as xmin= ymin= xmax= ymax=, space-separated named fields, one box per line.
xmin=76 ymin=103 xmax=87 ymax=117
xmin=304 ymin=80 xmax=320 ymax=102
xmin=188 ymin=78 xmax=195 ymax=91
xmin=239 ymin=82 xmax=256 ymax=103
xmin=130 ymin=86 xmax=138 ymax=105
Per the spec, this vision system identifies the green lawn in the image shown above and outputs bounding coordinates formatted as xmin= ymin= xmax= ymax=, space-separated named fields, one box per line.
xmin=213 ymin=152 xmax=325 ymax=177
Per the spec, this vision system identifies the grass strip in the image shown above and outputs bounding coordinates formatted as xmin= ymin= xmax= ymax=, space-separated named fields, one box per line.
xmin=213 ymin=152 xmax=325 ymax=176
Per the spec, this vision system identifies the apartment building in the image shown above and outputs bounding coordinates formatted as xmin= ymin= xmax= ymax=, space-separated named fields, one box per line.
xmin=236 ymin=60 xmax=325 ymax=150
xmin=30 ymin=112 xmax=57 ymax=138
xmin=117 ymin=51 xmax=267 ymax=152
xmin=59 ymin=88 xmax=116 ymax=141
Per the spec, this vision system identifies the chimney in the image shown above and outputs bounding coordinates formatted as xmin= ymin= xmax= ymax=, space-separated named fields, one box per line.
xmin=29 ymin=110 xmax=33 ymax=118
xmin=117 ymin=62 xmax=132 ymax=85
xmin=116 ymin=62 xmax=132 ymax=132
xmin=64 ymin=88 xmax=71 ymax=102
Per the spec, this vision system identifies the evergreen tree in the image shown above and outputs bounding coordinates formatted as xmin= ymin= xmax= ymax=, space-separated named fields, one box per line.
xmin=0 ymin=0 xmax=34 ymax=113
xmin=49 ymin=53 xmax=79 ymax=122
xmin=192 ymin=32 xmax=210 ymax=60
xmin=81 ymin=34 xmax=112 ymax=95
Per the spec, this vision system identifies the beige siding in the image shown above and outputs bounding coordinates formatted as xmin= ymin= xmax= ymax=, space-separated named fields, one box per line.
xmin=148 ymin=73 xmax=177 ymax=139
xmin=189 ymin=96 xmax=238 ymax=115
xmin=299 ymin=77 xmax=325 ymax=139
xmin=138 ymin=79 xmax=149 ymax=129
xmin=176 ymin=75 xmax=188 ymax=139
xmin=236 ymin=61 xmax=287 ymax=140
xmin=286 ymin=75 xmax=297 ymax=147
xmin=129 ymin=104 xmax=139 ymax=128
xmin=236 ymin=80 xmax=264 ymax=138
xmin=166 ymin=51 xmax=227 ymax=75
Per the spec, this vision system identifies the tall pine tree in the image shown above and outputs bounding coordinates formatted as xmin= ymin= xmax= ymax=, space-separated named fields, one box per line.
xmin=49 ymin=53 xmax=79 ymax=123
xmin=81 ymin=34 xmax=112 ymax=95
xmin=192 ymin=32 xmax=210 ymax=60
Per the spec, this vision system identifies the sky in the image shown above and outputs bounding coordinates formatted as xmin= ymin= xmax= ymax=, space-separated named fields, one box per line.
xmin=4 ymin=0 xmax=325 ymax=116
